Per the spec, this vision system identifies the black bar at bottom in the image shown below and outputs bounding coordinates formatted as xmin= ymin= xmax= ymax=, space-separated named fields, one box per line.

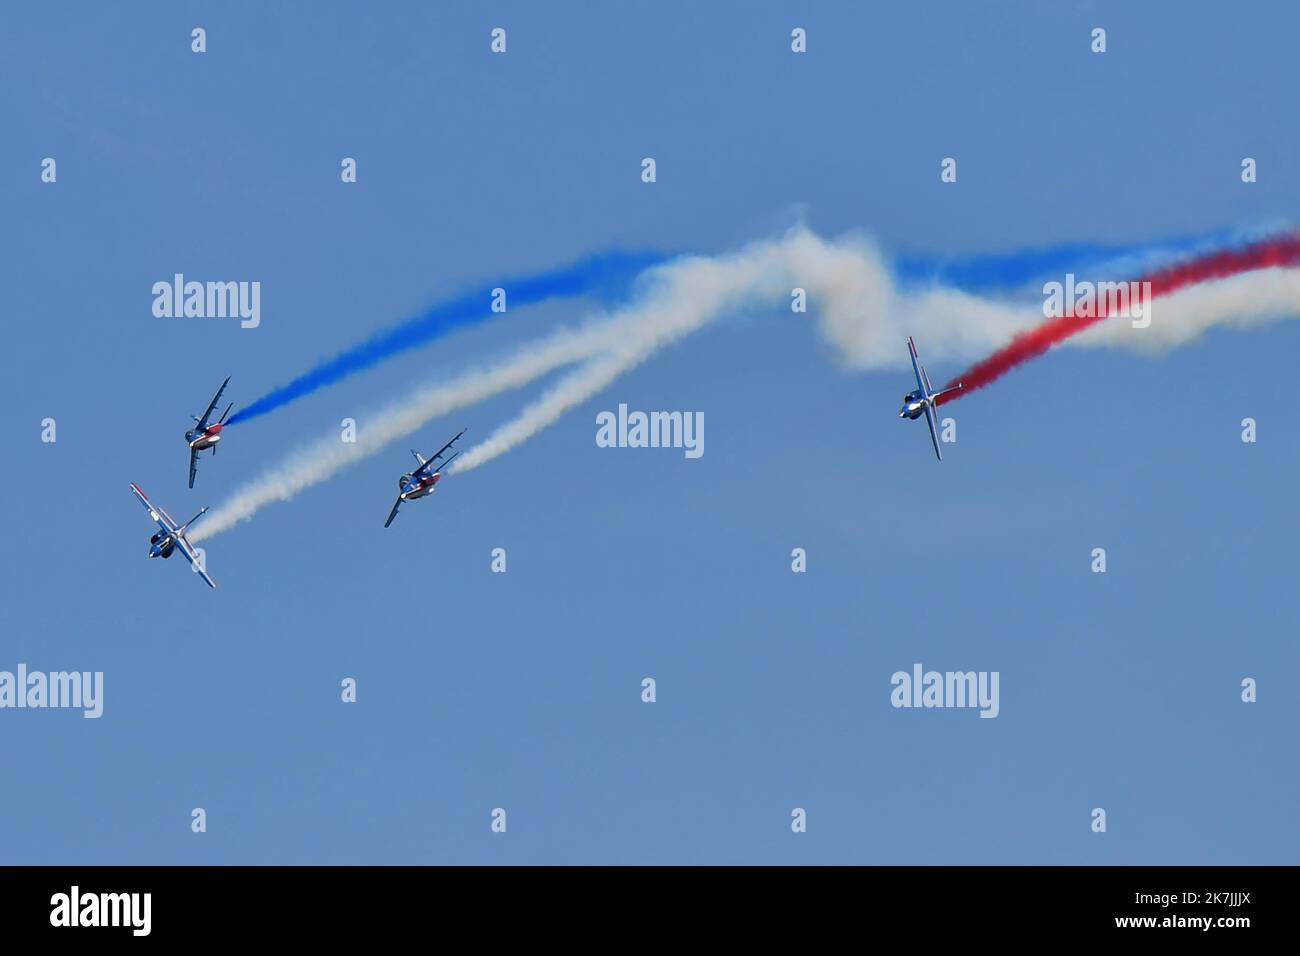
xmin=0 ymin=865 xmax=1277 ymax=941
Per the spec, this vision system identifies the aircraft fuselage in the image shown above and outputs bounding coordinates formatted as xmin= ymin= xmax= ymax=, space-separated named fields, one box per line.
xmin=900 ymin=390 xmax=928 ymax=420
xmin=186 ymin=423 xmax=223 ymax=450
xmin=399 ymin=472 xmax=440 ymax=501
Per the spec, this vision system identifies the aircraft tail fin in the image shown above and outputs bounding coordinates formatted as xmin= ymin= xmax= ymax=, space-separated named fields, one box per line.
xmin=920 ymin=363 xmax=936 ymax=398
xmin=932 ymin=382 xmax=964 ymax=404
xmin=178 ymin=506 xmax=209 ymax=535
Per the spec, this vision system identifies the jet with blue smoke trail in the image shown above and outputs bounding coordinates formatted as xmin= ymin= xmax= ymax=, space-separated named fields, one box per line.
xmin=184 ymin=376 xmax=234 ymax=489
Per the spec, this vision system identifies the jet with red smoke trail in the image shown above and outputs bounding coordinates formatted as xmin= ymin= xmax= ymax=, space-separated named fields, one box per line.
xmin=899 ymin=336 xmax=963 ymax=461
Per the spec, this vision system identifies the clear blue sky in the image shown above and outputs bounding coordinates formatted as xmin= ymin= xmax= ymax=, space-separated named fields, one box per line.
xmin=2 ymin=1 xmax=1297 ymax=864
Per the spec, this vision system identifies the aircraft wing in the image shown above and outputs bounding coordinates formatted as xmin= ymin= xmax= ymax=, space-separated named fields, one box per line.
xmin=196 ymin=376 xmax=231 ymax=430
xmin=188 ymin=448 xmax=200 ymax=489
xmin=130 ymin=483 xmax=179 ymax=533
xmin=414 ymin=427 xmax=467 ymax=478
xmin=922 ymin=403 xmax=943 ymax=461
xmin=174 ymin=535 xmax=217 ymax=588
xmin=384 ymin=495 xmax=403 ymax=529
xmin=907 ymin=337 xmax=926 ymax=394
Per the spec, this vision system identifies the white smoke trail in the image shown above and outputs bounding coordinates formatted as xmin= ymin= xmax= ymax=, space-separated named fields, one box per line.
xmin=196 ymin=231 xmax=817 ymax=537
xmin=191 ymin=323 xmax=618 ymax=541
xmin=453 ymin=240 xmax=1300 ymax=474
xmin=1073 ymin=267 xmax=1300 ymax=350
xmin=195 ymin=226 xmax=1300 ymax=539
xmin=452 ymin=236 xmax=803 ymax=472
xmin=448 ymin=229 xmax=1042 ymax=474
xmin=451 ymin=351 xmax=638 ymax=474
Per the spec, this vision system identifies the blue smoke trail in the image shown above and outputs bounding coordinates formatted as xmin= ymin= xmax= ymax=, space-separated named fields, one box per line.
xmin=226 ymin=249 xmax=667 ymax=426
xmin=891 ymin=225 xmax=1272 ymax=292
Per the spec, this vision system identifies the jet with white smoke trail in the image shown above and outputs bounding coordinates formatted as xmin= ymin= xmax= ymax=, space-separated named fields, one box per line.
xmin=196 ymin=235 xmax=809 ymax=538
xmin=194 ymin=226 xmax=1300 ymax=540
xmin=191 ymin=321 xmax=620 ymax=540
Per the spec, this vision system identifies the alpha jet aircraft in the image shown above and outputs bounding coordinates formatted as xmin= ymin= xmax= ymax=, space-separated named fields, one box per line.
xmin=185 ymin=376 xmax=234 ymax=488
xmin=129 ymin=483 xmax=217 ymax=588
xmin=384 ymin=428 xmax=467 ymax=528
xmin=899 ymin=336 xmax=963 ymax=461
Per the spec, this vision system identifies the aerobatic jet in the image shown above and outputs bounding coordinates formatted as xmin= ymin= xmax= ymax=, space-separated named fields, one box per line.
xmin=899 ymin=336 xmax=963 ymax=461
xmin=384 ymin=428 xmax=467 ymax=528
xmin=185 ymin=376 xmax=234 ymax=488
xmin=129 ymin=483 xmax=217 ymax=589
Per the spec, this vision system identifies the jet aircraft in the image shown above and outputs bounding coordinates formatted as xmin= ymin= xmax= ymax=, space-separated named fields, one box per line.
xmin=384 ymin=428 xmax=467 ymax=528
xmin=899 ymin=337 xmax=963 ymax=461
xmin=186 ymin=376 xmax=233 ymax=488
xmin=129 ymin=482 xmax=217 ymax=588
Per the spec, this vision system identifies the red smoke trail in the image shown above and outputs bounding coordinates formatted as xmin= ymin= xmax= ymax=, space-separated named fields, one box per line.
xmin=937 ymin=233 xmax=1300 ymax=404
